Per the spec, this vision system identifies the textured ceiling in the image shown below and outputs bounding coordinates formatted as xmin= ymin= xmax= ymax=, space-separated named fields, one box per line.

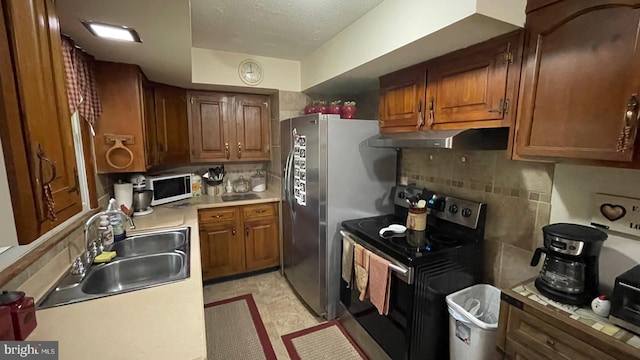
xmin=57 ymin=0 xmax=192 ymax=87
xmin=190 ymin=0 xmax=384 ymax=60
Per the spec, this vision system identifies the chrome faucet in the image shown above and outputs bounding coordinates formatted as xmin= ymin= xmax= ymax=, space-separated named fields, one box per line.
xmin=71 ymin=201 xmax=135 ymax=276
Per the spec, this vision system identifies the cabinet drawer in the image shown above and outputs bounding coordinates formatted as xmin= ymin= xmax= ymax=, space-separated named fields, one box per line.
xmin=242 ymin=203 xmax=276 ymax=219
xmin=507 ymin=307 xmax=616 ymax=360
xmin=198 ymin=207 xmax=236 ymax=223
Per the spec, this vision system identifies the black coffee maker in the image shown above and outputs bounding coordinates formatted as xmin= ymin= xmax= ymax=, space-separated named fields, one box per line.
xmin=530 ymin=223 xmax=607 ymax=305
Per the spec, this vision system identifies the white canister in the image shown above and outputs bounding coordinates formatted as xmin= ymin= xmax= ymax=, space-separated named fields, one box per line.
xmin=192 ymin=174 xmax=202 ymax=197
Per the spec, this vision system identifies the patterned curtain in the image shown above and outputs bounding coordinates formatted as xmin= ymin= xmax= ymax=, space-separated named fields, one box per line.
xmin=60 ymin=36 xmax=102 ymax=126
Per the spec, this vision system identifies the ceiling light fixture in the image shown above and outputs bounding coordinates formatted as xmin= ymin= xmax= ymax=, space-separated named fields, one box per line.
xmin=81 ymin=21 xmax=142 ymax=42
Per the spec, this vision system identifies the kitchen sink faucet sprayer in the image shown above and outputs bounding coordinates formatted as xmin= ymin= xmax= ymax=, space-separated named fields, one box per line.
xmin=73 ymin=198 xmax=135 ymax=277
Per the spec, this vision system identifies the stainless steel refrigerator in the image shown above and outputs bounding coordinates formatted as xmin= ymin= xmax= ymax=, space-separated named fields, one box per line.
xmin=281 ymin=114 xmax=396 ymax=320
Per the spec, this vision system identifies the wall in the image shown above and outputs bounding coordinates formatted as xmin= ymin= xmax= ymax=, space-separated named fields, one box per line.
xmin=400 ymin=149 xmax=554 ymax=289
xmin=301 ymin=0 xmax=524 ymax=90
xmin=550 ymin=164 xmax=640 ymax=296
xmin=0 ymin=136 xmax=19 ymax=247
xmin=191 ymin=48 xmax=301 ymax=92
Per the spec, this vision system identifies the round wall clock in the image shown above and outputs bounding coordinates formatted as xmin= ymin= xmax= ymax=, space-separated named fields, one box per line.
xmin=238 ymin=59 xmax=264 ymax=85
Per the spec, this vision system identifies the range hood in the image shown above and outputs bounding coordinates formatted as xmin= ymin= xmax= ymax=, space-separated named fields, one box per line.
xmin=367 ymin=127 xmax=509 ymax=150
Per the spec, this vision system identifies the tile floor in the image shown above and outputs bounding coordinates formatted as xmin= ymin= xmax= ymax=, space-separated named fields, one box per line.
xmin=203 ymin=270 xmax=323 ymax=359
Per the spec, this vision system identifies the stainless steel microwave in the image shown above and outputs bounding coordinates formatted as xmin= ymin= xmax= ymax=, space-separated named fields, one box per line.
xmin=609 ymin=265 xmax=640 ymax=335
xmin=147 ymin=173 xmax=193 ymax=206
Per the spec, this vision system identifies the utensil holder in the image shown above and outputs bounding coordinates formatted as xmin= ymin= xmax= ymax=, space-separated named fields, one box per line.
xmin=406 ymin=207 xmax=427 ymax=231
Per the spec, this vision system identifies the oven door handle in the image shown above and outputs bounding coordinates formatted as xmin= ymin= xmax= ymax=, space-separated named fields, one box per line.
xmin=340 ymin=230 xmax=413 ymax=284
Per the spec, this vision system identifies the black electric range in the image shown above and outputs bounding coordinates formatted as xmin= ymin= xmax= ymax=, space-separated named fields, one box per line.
xmin=339 ymin=185 xmax=487 ymax=360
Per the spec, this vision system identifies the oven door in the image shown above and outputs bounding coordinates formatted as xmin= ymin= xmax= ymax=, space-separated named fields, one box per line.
xmin=340 ymin=231 xmax=413 ymax=360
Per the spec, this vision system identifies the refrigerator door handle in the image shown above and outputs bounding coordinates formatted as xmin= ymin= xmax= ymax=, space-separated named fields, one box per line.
xmin=287 ymin=150 xmax=295 ymax=209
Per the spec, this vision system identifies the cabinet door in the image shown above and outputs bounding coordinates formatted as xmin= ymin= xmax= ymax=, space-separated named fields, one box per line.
xmin=515 ymin=1 xmax=640 ymax=161
xmin=2 ymin=0 xmax=82 ymax=242
xmin=199 ymin=220 xmax=244 ymax=280
xmin=94 ymin=62 xmax=147 ymax=172
xmin=244 ymin=216 xmax=279 ymax=271
xmin=427 ymin=31 xmax=521 ymax=128
xmin=142 ymin=81 xmax=158 ymax=168
xmin=234 ymin=94 xmax=270 ymax=161
xmin=379 ymin=65 xmax=427 ymax=132
xmin=154 ymin=85 xmax=189 ymax=165
xmin=189 ymin=92 xmax=232 ymax=162
xmin=504 ymin=338 xmax=545 ymax=360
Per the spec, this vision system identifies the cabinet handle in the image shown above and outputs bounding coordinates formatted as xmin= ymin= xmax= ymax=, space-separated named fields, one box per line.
xmin=36 ymin=145 xmax=57 ymax=222
xmin=246 ymin=227 xmax=249 ymax=237
xmin=238 ymin=142 xmax=242 ymax=158
xmin=225 ymin=143 xmax=230 ymax=159
xmin=232 ymin=227 xmax=236 ymax=236
xmin=211 ymin=214 xmax=223 ymax=218
xmin=256 ymin=209 xmax=266 ymax=213
xmin=546 ymin=338 xmax=555 ymax=347
xmin=416 ymin=100 xmax=424 ymax=129
xmin=427 ymin=98 xmax=435 ymax=127
xmin=617 ymin=94 xmax=639 ymax=152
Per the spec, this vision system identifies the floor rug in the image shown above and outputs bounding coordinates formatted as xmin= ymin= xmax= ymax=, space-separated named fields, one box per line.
xmin=281 ymin=320 xmax=368 ymax=360
xmin=204 ymin=293 xmax=277 ymax=360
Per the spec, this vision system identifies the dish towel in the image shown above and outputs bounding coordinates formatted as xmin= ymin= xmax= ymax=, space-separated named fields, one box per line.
xmin=354 ymin=244 xmax=371 ymax=301
xmin=341 ymin=234 xmax=356 ymax=288
xmin=369 ymin=253 xmax=392 ymax=315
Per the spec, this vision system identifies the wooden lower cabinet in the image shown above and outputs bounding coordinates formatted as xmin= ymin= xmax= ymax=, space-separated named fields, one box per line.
xmin=199 ymin=202 xmax=279 ymax=281
xmin=199 ymin=220 xmax=244 ymax=280
xmin=497 ymin=288 xmax=638 ymax=360
xmin=244 ymin=217 xmax=279 ymax=271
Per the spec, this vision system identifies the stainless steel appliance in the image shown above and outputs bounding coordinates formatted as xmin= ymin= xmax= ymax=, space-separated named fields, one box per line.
xmin=281 ymin=114 xmax=396 ymax=320
xmin=609 ymin=265 xmax=640 ymax=334
xmin=530 ymin=223 xmax=607 ymax=305
xmin=340 ymin=185 xmax=485 ymax=359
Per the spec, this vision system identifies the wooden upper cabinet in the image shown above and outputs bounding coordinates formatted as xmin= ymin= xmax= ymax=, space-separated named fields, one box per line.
xmin=379 ymin=65 xmax=427 ymax=132
xmin=0 ymin=0 xmax=82 ymax=243
xmin=94 ymin=62 xmax=148 ymax=173
xmin=234 ymin=94 xmax=270 ymax=161
xmin=154 ymin=85 xmax=189 ymax=165
xmin=189 ymin=92 xmax=231 ymax=162
xmin=189 ymin=91 xmax=270 ymax=162
xmin=142 ymin=80 xmax=158 ymax=168
xmin=515 ymin=0 xmax=640 ymax=162
xmin=426 ymin=30 xmax=523 ymax=129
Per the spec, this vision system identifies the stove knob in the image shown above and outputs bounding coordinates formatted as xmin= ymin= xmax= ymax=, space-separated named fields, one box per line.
xmin=461 ymin=208 xmax=472 ymax=218
xmin=449 ymin=205 xmax=458 ymax=214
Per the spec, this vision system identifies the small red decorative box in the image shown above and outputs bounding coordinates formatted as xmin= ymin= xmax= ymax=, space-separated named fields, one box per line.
xmin=0 ymin=291 xmax=37 ymax=340
xmin=0 ymin=306 xmax=15 ymax=340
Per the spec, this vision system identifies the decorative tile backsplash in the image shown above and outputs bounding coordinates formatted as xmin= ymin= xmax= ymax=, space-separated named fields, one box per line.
xmin=400 ymin=148 xmax=555 ymax=289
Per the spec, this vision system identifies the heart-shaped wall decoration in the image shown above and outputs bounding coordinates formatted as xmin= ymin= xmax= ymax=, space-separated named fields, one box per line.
xmin=600 ymin=204 xmax=626 ymax=221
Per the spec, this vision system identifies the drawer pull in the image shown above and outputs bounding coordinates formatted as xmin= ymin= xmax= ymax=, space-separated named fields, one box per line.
xmin=211 ymin=215 xmax=223 ymax=218
xmin=232 ymin=228 xmax=236 ymax=236
xmin=546 ymin=338 xmax=555 ymax=347
xmin=256 ymin=209 xmax=267 ymax=213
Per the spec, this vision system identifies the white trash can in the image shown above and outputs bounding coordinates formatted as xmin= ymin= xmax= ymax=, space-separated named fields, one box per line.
xmin=445 ymin=284 xmax=501 ymax=360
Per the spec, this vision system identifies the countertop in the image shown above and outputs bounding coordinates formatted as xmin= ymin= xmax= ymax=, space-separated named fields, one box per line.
xmin=500 ymin=279 xmax=640 ymax=359
xmin=27 ymin=190 xmax=281 ymax=360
